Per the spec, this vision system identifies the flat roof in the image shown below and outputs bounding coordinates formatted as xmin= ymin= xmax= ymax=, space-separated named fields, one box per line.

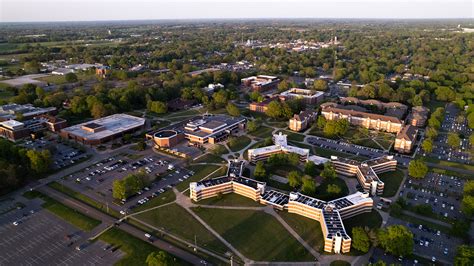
xmin=183 ymin=115 xmax=246 ymax=139
xmin=62 ymin=114 xmax=145 ymax=140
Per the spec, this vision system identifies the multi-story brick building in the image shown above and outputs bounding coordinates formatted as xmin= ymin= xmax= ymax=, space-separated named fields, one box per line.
xmin=394 ymin=125 xmax=418 ymax=153
xmin=289 ymin=110 xmax=318 ymax=132
xmin=279 ymin=88 xmax=324 ymax=105
xmin=241 ymin=75 xmax=280 ymax=92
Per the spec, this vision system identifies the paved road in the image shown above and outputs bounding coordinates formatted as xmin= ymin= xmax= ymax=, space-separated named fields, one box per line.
xmin=37 ymin=186 xmax=205 ymax=265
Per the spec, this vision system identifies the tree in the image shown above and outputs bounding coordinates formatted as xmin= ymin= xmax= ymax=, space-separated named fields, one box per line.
xmin=447 ymin=133 xmax=461 ymax=148
xmin=26 ymin=149 xmax=51 ymax=175
xmin=327 ymin=184 xmax=341 ymax=194
xmin=254 ymin=161 xmax=267 ymax=181
xmin=377 ymin=225 xmax=413 ymax=257
xmin=321 ymin=162 xmax=336 ymax=179
xmin=65 ymin=73 xmax=78 ymax=83
xmin=249 ymin=91 xmax=263 ymax=102
xmin=425 ymin=127 xmax=438 ymax=139
xmin=301 ymin=176 xmax=316 ymax=195
xmin=146 ymin=251 xmax=173 ymax=266
xmin=287 ymin=153 xmax=300 ymax=166
xmin=352 ymin=227 xmax=370 ymax=253
xmin=454 ymin=245 xmax=474 ymax=266
xmin=91 ymin=102 xmax=107 ymax=118
xmin=408 ymin=159 xmax=428 ymax=179
xmin=226 ymin=103 xmax=240 ymax=117
xmin=136 ymin=141 xmax=146 ymax=151
xmin=247 ymin=119 xmax=259 ymax=132
xmin=461 ymin=195 xmax=474 ymax=217
xmin=468 ymin=112 xmax=474 ymax=129
xmin=265 ymin=101 xmax=283 ymax=119
xmin=304 ymin=161 xmax=318 ymax=176
xmin=316 ymin=116 xmax=327 ymax=130
xmin=323 ymin=119 xmax=349 ymax=137
xmin=147 ymin=101 xmax=168 ymax=114
xmin=288 ymin=171 xmax=302 ymax=188
xmin=112 ymin=179 xmax=127 ymax=200
xmin=313 ymin=80 xmax=328 ymax=91
xmin=421 ymin=139 xmax=433 ymax=153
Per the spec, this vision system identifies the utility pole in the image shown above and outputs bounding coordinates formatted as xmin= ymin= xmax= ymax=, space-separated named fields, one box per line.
xmin=194 ymin=235 xmax=197 ymax=252
xmin=230 ymin=255 xmax=233 ymax=266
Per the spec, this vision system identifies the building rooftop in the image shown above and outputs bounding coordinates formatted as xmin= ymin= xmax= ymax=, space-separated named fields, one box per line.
xmin=280 ymin=88 xmax=324 ymax=98
xmin=183 ymin=115 xmax=246 ymax=140
xmin=322 ymin=106 xmax=403 ymax=124
xmin=61 ymin=114 xmax=145 ymax=140
xmin=396 ymin=125 xmax=418 ymax=141
xmin=0 ymin=104 xmax=56 ymax=120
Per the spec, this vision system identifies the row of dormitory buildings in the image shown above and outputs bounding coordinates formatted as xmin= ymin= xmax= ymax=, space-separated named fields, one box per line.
xmin=246 ymin=133 xmax=397 ymax=196
xmin=189 ymin=160 xmax=374 ymax=254
xmin=320 ymin=102 xmax=427 ymax=153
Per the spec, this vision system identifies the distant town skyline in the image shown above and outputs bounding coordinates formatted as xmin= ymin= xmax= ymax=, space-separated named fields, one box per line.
xmin=1 ymin=0 xmax=472 ymax=22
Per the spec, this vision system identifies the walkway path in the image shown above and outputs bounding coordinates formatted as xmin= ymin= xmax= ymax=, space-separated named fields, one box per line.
xmin=263 ymin=206 xmax=321 ymax=259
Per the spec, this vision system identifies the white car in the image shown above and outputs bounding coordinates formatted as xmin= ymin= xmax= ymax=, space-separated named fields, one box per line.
xmin=13 ymin=221 xmax=19 ymax=226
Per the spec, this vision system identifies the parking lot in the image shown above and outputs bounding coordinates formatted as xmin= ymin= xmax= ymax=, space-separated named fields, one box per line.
xmin=0 ymin=199 xmax=122 ymax=265
xmin=60 ymin=151 xmax=194 ymax=214
xmin=21 ymin=138 xmax=89 ymax=170
xmin=425 ymin=103 xmax=472 ymax=164
xmin=386 ymin=217 xmax=461 ymax=263
xmin=400 ymin=173 xmax=464 ymax=220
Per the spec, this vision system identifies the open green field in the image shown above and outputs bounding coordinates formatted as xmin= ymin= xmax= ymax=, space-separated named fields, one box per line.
xmin=285 ymin=131 xmax=305 ymax=142
xmin=135 ymin=203 xmax=228 ymax=254
xmin=228 ymin=136 xmax=252 ymax=152
xmin=278 ymin=211 xmax=324 ymax=252
xmin=378 ymin=169 xmax=405 ymax=197
xmin=132 ymin=190 xmax=176 ymax=212
xmin=343 ymin=210 xmax=383 ymax=236
xmin=176 ymin=164 xmax=222 ymax=192
xmin=98 ymin=227 xmax=189 ymax=266
xmin=48 ymin=181 xmax=120 ymax=217
xmin=314 ymin=177 xmax=349 ymax=201
xmin=23 ymin=190 xmax=101 ymax=231
xmin=248 ymin=126 xmax=273 ymax=138
xmin=192 ymin=208 xmax=315 ymax=261
xmin=195 ymin=193 xmax=262 ymax=207
xmin=422 ymin=156 xmax=474 ymax=173
xmin=194 ymin=153 xmax=226 ymax=164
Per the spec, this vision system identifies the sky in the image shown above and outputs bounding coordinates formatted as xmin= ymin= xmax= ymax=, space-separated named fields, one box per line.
xmin=0 ymin=0 xmax=473 ymax=22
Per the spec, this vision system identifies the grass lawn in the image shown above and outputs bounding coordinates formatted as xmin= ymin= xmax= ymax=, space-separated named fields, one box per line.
xmin=228 ymin=136 xmax=252 ymax=152
xmin=192 ymin=208 xmax=315 ymax=262
xmin=330 ymin=261 xmax=351 ymax=266
xmin=280 ymin=131 xmax=305 ymax=142
xmin=314 ymin=177 xmax=349 ymax=201
xmin=48 ymin=181 xmax=120 ymax=217
xmin=423 ymin=157 xmax=474 ymax=173
xmin=195 ymin=193 xmax=262 ymax=207
xmin=343 ymin=210 xmax=383 ymax=236
xmin=194 ymin=153 xmax=226 ymax=164
xmin=391 ymin=212 xmax=451 ymax=233
xmin=23 ymin=190 xmax=100 ymax=231
xmin=378 ymin=169 xmax=405 ymax=197
xmin=98 ymin=227 xmax=189 ymax=266
xmin=278 ymin=211 xmax=324 ymax=252
xmin=135 ymin=203 xmax=228 ymax=254
xmin=248 ymin=126 xmax=273 ymax=139
xmin=132 ymin=190 xmax=176 ymax=213
xmin=176 ymin=165 xmax=222 ymax=192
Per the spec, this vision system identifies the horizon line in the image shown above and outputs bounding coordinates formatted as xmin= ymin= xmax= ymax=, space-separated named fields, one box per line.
xmin=1 ymin=17 xmax=473 ymax=24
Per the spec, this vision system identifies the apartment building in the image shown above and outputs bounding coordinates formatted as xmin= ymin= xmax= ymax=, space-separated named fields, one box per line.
xmin=241 ymin=75 xmax=280 ymax=92
xmin=289 ymin=110 xmax=318 ymax=132
xmin=249 ymin=97 xmax=278 ymax=113
xmin=321 ymin=103 xmax=403 ymax=133
xmin=279 ymin=88 xmax=324 ymax=105
xmin=189 ymin=161 xmax=374 ymax=254
xmin=190 ymin=161 xmax=266 ymax=202
xmin=407 ymin=106 xmax=429 ymax=127
xmin=331 ymin=155 xmax=397 ymax=196
xmin=394 ymin=125 xmax=418 ymax=153
xmin=247 ymin=132 xmax=309 ymax=163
